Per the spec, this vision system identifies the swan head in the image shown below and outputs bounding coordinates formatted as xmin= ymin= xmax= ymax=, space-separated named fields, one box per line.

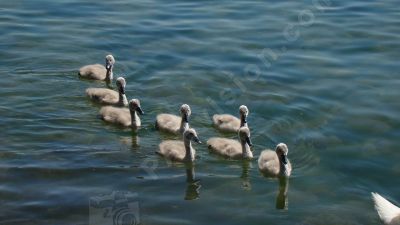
xmin=275 ymin=143 xmax=289 ymax=165
xmin=129 ymin=99 xmax=144 ymax=115
xmin=183 ymin=128 xmax=201 ymax=144
xmin=238 ymin=126 xmax=252 ymax=146
xmin=105 ymin=54 xmax=115 ymax=70
xmin=116 ymin=77 xmax=126 ymax=95
xmin=180 ymin=104 xmax=191 ymax=123
xmin=239 ymin=105 xmax=249 ymax=122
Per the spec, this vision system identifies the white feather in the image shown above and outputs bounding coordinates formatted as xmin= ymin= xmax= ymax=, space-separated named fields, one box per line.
xmin=372 ymin=192 xmax=400 ymax=224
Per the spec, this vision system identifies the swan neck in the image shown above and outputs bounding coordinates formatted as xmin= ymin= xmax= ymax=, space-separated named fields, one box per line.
xmin=184 ymin=139 xmax=195 ymax=162
xmin=240 ymin=114 xmax=247 ymax=127
xmin=119 ymin=93 xmax=128 ymax=106
xmin=180 ymin=118 xmax=189 ymax=133
xmin=280 ymin=160 xmax=290 ymax=176
xmin=106 ymin=67 xmax=113 ymax=80
xmin=130 ymin=109 xmax=141 ymax=128
xmin=241 ymin=141 xmax=253 ymax=159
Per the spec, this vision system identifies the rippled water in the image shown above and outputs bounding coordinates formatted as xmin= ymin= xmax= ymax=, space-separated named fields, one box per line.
xmin=1 ymin=0 xmax=399 ymax=224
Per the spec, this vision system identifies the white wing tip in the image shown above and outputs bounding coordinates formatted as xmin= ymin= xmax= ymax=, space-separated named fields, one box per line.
xmin=371 ymin=192 xmax=400 ymax=224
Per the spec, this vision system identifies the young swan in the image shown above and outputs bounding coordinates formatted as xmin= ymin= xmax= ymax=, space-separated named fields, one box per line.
xmin=86 ymin=77 xmax=128 ymax=106
xmin=258 ymin=143 xmax=292 ymax=177
xmin=157 ymin=128 xmax=201 ymax=162
xmin=371 ymin=192 xmax=400 ymax=225
xmin=99 ymin=99 xmax=144 ymax=128
xmin=79 ymin=54 xmax=115 ymax=81
xmin=212 ymin=105 xmax=249 ymax=133
xmin=155 ymin=104 xmax=191 ymax=134
xmin=207 ymin=126 xmax=253 ymax=160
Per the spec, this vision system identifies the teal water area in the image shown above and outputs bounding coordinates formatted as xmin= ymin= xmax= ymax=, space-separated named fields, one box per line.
xmin=0 ymin=0 xmax=399 ymax=224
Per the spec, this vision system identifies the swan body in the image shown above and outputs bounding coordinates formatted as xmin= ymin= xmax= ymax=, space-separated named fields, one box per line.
xmin=99 ymin=99 xmax=143 ymax=128
xmin=157 ymin=128 xmax=201 ymax=162
xmin=258 ymin=143 xmax=292 ymax=177
xmin=79 ymin=54 xmax=115 ymax=81
xmin=156 ymin=104 xmax=191 ymax=134
xmin=213 ymin=105 xmax=249 ymax=133
xmin=86 ymin=77 xmax=128 ymax=106
xmin=207 ymin=126 xmax=253 ymax=159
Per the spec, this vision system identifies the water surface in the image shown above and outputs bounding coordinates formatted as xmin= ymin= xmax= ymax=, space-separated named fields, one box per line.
xmin=0 ymin=0 xmax=399 ymax=224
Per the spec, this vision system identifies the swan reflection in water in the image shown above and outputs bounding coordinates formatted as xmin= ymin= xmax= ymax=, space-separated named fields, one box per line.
xmin=184 ymin=164 xmax=201 ymax=200
xmin=275 ymin=176 xmax=289 ymax=210
xmin=241 ymin=160 xmax=253 ymax=191
xmin=119 ymin=130 xmax=141 ymax=148
xmin=241 ymin=160 xmax=289 ymax=209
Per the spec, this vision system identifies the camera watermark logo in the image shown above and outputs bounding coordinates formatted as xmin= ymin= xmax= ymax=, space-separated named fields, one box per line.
xmin=89 ymin=191 xmax=140 ymax=225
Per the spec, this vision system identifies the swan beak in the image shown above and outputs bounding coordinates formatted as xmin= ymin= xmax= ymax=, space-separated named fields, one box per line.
xmin=193 ymin=136 xmax=201 ymax=144
xmin=281 ymin=154 xmax=288 ymax=165
xmin=246 ymin=137 xmax=253 ymax=147
xmin=106 ymin=62 xmax=112 ymax=70
xmin=136 ymin=107 xmax=144 ymax=115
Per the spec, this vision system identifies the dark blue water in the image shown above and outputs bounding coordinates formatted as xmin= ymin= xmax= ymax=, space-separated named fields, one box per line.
xmin=0 ymin=0 xmax=399 ymax=224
